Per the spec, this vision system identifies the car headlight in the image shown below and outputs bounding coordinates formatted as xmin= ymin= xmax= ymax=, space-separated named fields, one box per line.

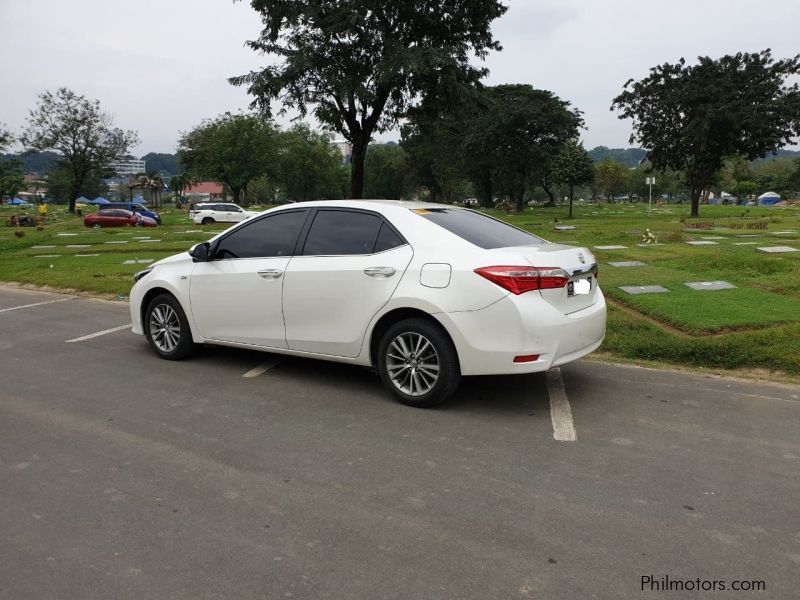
xmin=133 ymin=267 xmax=154 ymax=282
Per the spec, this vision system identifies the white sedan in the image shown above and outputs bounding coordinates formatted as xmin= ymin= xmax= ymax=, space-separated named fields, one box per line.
xmin=190 ymin=202 xmax=259 ymax=225
xmin=130 ymin=200 xmax=606 ymax=407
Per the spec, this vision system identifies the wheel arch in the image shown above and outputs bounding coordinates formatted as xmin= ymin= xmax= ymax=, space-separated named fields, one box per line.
xmin=140 ymin=287 xmax=187 ymax=333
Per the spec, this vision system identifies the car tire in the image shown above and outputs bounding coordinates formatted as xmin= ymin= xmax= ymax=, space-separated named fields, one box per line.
xmin=92 ymin=222 xmax=102 ymax=228
xmin=201 ymin=217 xmax=215 ymax=225
xmin=144 ymin=293 xmax=198 ymax=360
xmin=376 ymin=317 xmax=461 ymax=408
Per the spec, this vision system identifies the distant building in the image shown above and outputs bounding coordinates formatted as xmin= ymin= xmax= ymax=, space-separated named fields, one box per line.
xmin=331 ymin=139 xmax=352 ymax=164
xmin=184 ymin=182 xmax=224 ymax=202
xmin=109 ymin=156 xmax=146 ymax=176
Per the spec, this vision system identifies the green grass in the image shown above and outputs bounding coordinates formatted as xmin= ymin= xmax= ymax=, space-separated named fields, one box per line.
xmin=2 ymin=201 xmax=799 ymax=376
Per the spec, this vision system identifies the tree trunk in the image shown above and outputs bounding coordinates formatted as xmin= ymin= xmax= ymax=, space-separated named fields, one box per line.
xmin=479 ymin=175 xmax=493 ymax=208
xmin=514 ymin=190 xmax=525 ymax=213
xmin=350 ymin=136 xmax=367 ymax=199
xmin=690 ymin=187 xmax=701 ymax=217
xmin=568 ymin=184 xmax=574 ymax=219
xmin=541 ymin=179 xmax=556 ymax=206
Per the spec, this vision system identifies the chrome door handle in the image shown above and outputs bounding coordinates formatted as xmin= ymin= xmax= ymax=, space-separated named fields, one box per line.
xmin=363 ymin=266 xmax=396 ymax=278
xmin=257 ymin=269 xmax=283 ymax=279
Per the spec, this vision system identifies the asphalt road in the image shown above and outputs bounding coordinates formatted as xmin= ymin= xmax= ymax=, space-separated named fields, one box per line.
xmin=1 ymin=285 xmax=799 ymax=599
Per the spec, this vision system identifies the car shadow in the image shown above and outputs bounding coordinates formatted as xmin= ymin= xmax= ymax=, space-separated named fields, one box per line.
xmin=195 ymin=345 xmax=551 ymax=416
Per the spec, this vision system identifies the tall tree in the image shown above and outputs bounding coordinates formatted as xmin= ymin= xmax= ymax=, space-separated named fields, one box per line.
xmin=0 ymin=160 xmax=25 ymax=201
xmin=0 ymin=124 xmax=13 ymax=153
xmin=551 ymin=139 xmax=594 ymax=218
xmin=277 ymin=124 xmax=345 ymax=201
xmin=230 ymin=0 xmax=507 ymax=199
xmin=612 ymin=50 xmax=800 ymax=216
xmin=20 ymin=88 xmax=138 ymax=212
xmin=177 ymin=113 xmax=278 ymax=205
xmin=363 ymin=144 xmax=415 ymax=199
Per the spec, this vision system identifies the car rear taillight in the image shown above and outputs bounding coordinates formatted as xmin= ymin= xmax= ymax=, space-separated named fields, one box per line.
xmin=474 ymin=265 xmax=569 ymax=294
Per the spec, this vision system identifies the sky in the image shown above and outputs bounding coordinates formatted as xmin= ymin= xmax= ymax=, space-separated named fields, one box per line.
xmin=2 ymin=0 xmax=799 ymax=155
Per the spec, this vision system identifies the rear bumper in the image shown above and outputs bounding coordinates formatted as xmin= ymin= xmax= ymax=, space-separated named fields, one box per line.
xmin=436 ymin=290 xmax=606 ymax=376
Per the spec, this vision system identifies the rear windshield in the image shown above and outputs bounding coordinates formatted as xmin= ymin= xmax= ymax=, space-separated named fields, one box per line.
xmin=415 ymin=208 xmax=545 ymax=249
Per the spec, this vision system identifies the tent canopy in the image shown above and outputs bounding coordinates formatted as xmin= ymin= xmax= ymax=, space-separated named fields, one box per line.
xmin=5 ymin=197 xmax=32 ymax=206
xmin=86 ymin=197 xmax=110 ymax=205
xmin=758 ymin=191 xmax=781 ymax=206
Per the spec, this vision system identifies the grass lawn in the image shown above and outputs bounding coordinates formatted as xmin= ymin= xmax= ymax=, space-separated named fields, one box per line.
xmin=1 ymin=201 xmax=799 ymax=376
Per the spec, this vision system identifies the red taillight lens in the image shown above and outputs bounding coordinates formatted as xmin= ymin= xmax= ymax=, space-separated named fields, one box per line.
xmin=513 ymin=354 xmax=540 ymax=363
xmin=474 ymin=266 xmax=569 ymax=294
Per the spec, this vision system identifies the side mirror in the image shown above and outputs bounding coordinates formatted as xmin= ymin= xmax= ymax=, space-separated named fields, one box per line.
xmin=190 ymin=242 xmax=211 ymax=262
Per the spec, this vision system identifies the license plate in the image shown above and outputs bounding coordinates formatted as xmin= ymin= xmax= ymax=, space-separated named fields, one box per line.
xmin=568 ymin=278 xmax=591 ymax=296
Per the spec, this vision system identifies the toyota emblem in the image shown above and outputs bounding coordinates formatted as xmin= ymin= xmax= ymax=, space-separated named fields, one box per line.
xmin=578 ymin=252 xmax=586 ymax=264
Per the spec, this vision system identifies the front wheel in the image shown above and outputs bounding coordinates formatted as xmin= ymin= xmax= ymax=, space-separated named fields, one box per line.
xmin=376 ymin=318 xmax=461 ymax=408
xmin=144 ymin=294 xmax=198 ymax=360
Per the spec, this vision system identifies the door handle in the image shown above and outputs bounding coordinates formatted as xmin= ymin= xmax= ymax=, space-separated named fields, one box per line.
xmin=257 ymin=269 xmax=283 ymax=280
xmin=363 ymin=266 xmax=396 ymax=278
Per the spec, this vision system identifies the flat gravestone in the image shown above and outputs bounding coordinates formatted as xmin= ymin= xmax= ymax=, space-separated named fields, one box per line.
xmin=75 ymin=253 xmax=100 ymax=257
xmin=685 ymin=281 xmax=737 ymax=291
xmin=735 ymin=234 xmax=761 ymax=238
xmin=637 ymin=243 xmax=663 ymax=247
xmin=771 ymin=231 xmax=797 ymax=235
xmin=701 ymin=236 xmax=725 ymax=240
xmin=733 ymin=242 xmax=759 ymax=245
xmin=686 ymin=240 xmax=718 ymax=245
xmin=132 ymin=236 xmax=151 ymax=239
xmin=757 ymin=246 xmax=798 ymax=253
xmin=594 ymin=245 xmax=627 ymax=250
xmin=620 ymin=285 xmax=669 ymax=295
xmin=105 ymin=240 xmax=128 ymax=244
xmin=554 ymin=225 xmax=576 ymax=231
xmin=33 ymin=254 xmax=60 ymax=258
xmin=122 ymin=259 xmax=154 ymax=264
xmin=609 ymin=261 xmax=646 ymax=267
xmin=65 ymin=244 xmax=91 ymax=248
xmin=56 ymin=233 xmax=78 ymax=236
xmin=31 ymin=245 xmax=56 ymax=249
xmin=139 ymin=239 xmax=161 ymax=243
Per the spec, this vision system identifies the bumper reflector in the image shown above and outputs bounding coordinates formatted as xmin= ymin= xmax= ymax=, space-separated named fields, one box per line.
xmin=513 ymin=354 xmax=540 ymax=363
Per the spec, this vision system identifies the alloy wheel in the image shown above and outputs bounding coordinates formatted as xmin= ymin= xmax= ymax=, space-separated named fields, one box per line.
xmin=149 ymin=303 xmax=181 ymax=353
xmin=385 ymin=332 xmax=440 ymax=397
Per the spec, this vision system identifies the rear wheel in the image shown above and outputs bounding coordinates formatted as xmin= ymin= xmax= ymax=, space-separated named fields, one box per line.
xmin=376 ymin=318 xmax=461 ymax=408
xmin=201 ymin=217 xmax=215 ymax=225
xmin=144 ymin=294 xmax=198 ymax=360
xmin=92 ymin=222 xmax=102 ymax=228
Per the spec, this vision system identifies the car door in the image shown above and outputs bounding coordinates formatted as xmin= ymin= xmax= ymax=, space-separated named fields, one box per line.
xmin=189 ymin=209 xmax=310 ymax=347
xmin=282 ymin=209 xmax=412 ymax=357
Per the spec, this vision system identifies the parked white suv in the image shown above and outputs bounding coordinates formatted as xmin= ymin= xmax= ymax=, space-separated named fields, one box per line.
xmin=131 ymin=200 xmax=606 ymax=407
xmin=190 ymin=202 xmax=259 ymax=225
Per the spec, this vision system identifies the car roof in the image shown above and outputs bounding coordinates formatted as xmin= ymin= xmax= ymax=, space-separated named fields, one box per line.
xmin=270 ymin=199 xmax=454 ymax=211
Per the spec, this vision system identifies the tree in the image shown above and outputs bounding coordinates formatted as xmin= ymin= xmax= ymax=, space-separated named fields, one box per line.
xmin=169 ymin=173 xmax=192 ymax=206
xmin=612 ymin=50 xmax=800 ymax=217
xmin=177 ymin=113 xmax=278 ymax=205
xmin=0 ymin=159 xmax=25 ymax=201
xmin=551 ymin=139 xmax=594 ymax=218
xmin=0 ymin=124 xmax=13 ymax=153
xmin=594 ymin=159 xmax=628 ymax=201
xmin=363 ymin=144 xmax=415 ymax=199
xmin=45 ymin=164 xmax=108 ymax=203
xmin=277 ymin=124 xmax=346 ymax=201
xmin=230 ymin=0 xmax=507 ymax=199
xmin=20 ymin=88 xmax=138 ymax=212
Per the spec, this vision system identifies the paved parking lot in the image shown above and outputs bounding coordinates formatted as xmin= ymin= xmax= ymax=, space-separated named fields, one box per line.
xmin=1 ymin=284 xmax=799 ymax=599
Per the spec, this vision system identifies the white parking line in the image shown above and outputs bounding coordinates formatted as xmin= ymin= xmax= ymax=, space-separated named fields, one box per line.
xmin=65 ymin=324 xmax=131 ymax=343
xmin=242 ymin=360 xmax=280 ymax=378
xmin=546 ymin=368 xmax=577 ymax=442
xmin=0 ymin=298 xmax=71 ymax=313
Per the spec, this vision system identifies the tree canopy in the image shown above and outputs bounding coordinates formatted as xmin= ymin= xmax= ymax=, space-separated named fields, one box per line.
xmin=230 ymin=0 xmax=508 ymax=199
xmin=177 ymin=112 xmax=279 ymax=205
xmin=20 ymin=88 xmax=138 ymax=212
xmin=612 ymin=50 xmax=800 ymax=216
xmin=277 ymin=124 xmax=347 ymax=202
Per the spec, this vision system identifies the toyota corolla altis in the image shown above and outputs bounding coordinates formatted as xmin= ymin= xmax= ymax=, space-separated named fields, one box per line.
xmin=131 ymin=200 xmax=606 ymax=407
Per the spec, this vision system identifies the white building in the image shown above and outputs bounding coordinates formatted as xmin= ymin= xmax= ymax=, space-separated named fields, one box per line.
xmin=109 ymin=156 xmax=146 ymax=176
xmin=330 ymin=139 xmax=352 ymax=164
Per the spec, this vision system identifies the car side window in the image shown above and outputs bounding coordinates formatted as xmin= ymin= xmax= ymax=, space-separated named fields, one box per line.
xmin=214 ymin=210 xmax=308 ymax=259
xmin=302 ymin=210 xmax=383 ymax=256
xmin=374 ymin=222 xmax=406 ymax=253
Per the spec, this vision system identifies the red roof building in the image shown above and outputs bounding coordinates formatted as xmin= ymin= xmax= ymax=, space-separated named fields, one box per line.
xmin=184 ymin=182 xmax=224 ymax=198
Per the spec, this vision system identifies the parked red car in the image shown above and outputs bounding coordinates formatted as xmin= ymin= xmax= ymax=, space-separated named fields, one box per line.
xmin=84 ymin=209 xmax=157 ymax=228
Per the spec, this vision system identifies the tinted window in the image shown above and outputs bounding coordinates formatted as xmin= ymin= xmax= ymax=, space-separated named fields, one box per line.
xmin=418 ymin=208 xmax=544 ymax=249
xmin=303 ymin=210 xmax=383 ymax=255
xmin=215 ymin=210 xmax=307 ymax=259
xmin=374 ymin=222 xmax=405 ymax=253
